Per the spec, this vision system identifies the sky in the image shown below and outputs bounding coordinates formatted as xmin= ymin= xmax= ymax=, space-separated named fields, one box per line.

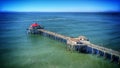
xmin=0 ymin=0 xmax=120 ymax=12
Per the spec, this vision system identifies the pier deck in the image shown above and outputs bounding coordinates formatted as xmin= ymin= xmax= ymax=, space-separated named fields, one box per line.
xmin=37 ymin=29 xmax=120 ymax=64
xmin=38 ymin=29 xmax=70 ymax=39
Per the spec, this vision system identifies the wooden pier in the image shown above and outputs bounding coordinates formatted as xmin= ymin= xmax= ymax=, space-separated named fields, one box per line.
xmin=35 ymin=29 xmax=120 ymax=64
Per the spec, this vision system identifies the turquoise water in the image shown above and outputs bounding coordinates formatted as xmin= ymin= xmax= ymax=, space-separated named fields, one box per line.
xmin=0 ymin=12 xmax=120 ymax=68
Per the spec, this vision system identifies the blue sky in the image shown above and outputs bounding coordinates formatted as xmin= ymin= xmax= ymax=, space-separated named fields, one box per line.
xmin=0 ymin=0 xmax=120 ymax=12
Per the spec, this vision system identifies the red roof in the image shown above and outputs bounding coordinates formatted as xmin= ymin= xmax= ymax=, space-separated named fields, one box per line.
xmin=31 ymin=23 xmax=39 ymax=27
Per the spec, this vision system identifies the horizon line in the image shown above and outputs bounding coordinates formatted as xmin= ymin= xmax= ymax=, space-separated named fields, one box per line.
xmin=0 ymin=11 xmax=120 ymax=13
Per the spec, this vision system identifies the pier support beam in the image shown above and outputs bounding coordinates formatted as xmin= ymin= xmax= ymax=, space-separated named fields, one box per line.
xmin=118 ymin=57 xmax=120 ymax=65
xmin=92 ymin=47 xmax=94 ymax=54
xmin=103 ymin=51 xmax=106 ymax=58
xmin=97 ymin=50 xmax=100 ymax=57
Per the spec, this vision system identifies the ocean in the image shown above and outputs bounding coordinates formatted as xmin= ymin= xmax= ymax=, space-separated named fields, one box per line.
xmin=0 ymin=12 xmax=120 ymax=68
